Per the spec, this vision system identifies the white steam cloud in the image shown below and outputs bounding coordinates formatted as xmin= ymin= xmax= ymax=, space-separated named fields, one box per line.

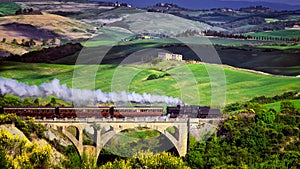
xmin=0 ymin=77 xmax=182 ymax=105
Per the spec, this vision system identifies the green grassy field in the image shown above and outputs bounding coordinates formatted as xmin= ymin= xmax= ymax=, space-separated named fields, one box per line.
xmin=0 ymin=61 xmax=299 ymax=107
xmin=245 ymin=30 xmax=300 ymax=39
xmin=265 ymin=18 xmax=279 ymax=23
xmin=83 ymin=31 xmax=280 ymax=48
xmin=82 ymin=28 xmax=133 ymax=47
xmin=208 ymin=37 xmax=278 ymax=46
xmin=121 ymin=37 xmax=278 ymax=46
xmin=265 ymin=99 xmax=300 ymax=112
xmin=258 ymin=44 xmax=300 ymax=50
xmin=0 ymin=2 xmax=22 ymax=16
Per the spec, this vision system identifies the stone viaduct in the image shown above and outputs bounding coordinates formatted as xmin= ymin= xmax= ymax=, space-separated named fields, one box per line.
xmin=36 ymin=117 xmax=220 ymax=160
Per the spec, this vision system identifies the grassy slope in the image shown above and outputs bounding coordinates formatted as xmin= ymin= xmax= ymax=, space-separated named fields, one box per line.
xmin=112 ymin=37 xmax=279 ymax=46
xmin=265 ymin=99 xmax=300 ymax=112
xmin=80 ymin=35 xmax=300 ymax=76
xmin=0 ymin=43 xmax=27 ymax=55
xmin=245 ymin=30 xmax=300 ymax=39
xmin=0 ymin=12 xmax=97 ymax=55
xmin=0 ymin=13 xmax=96 ymax=43
xmin=209 ymin=37 xmax=278 ymax=46
xmin=0 ymin=61 xmax=299 ymax=106
xmin=258 ymin=44 xmax=300 ymax=50
xmin=0 ymin=2 xmax=22 ymax=15
xmin=265 ymin=18 xmax=279 ymax=23
xmin=82 ymin=28 xmax=133 ymax=47
xmin=107 ymin=11 xmax=223 ymax=35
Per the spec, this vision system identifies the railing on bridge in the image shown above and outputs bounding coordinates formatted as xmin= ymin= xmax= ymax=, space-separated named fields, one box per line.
xmin=34 ymin=117 xmax=223 ymax=123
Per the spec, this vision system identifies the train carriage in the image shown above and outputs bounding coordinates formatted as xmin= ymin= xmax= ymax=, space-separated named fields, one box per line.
xmin=113 ymin=106 xmax=164 ymax=118
xmin=58 ymin=107 xmax=76 ymax=118
xmin=3 ymin=107 xmax=56 ymax=118
xmin=58 ymin=107 xmax=111 ymax=118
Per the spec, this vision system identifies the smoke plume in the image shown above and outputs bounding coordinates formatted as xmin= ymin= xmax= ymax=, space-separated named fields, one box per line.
xmin=0 ymin=77 xmax=182 ymax=105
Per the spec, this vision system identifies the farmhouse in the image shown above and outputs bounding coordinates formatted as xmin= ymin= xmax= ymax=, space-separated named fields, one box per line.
xmin=158 ymin=52 xmax=183 ymax=61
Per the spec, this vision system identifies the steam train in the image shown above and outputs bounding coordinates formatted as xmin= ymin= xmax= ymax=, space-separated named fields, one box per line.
xmin=1 ymin=105 xmax=222 ymax=119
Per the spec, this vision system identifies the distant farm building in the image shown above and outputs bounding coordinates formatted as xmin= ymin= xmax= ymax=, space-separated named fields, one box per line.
xmin=158 ymin=52 xmax=183 ymax=61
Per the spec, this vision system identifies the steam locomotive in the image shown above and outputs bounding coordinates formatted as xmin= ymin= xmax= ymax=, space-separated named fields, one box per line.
xmin=1 ymin=105 xmax=222 ymax=119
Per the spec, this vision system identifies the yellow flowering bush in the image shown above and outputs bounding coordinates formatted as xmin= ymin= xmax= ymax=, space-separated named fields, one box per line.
xmin=0 ymin=129 xmax=52 ymax=169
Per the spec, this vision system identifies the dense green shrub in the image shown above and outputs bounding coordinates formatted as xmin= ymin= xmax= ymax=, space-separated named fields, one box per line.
xmin=0 ymin=114 xmax=46 ymax=140
xmin=146 ymin=73 xmax=171 ymax=80
xmin=186 ymin=104 xmax=300 ymax=169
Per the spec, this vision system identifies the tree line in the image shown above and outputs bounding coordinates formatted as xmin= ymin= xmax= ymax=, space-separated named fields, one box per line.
xmin=15 ymin=8 xmax=41 ymax=15
xmin=2 ymin=37 xmax=58 ymax=47
xmin=203 ymin=30 xmax=300 ymax=42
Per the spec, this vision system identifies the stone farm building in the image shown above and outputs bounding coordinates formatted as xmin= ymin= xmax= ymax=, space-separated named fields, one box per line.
xmin=158 ymin=52 xmax=183 ymax=61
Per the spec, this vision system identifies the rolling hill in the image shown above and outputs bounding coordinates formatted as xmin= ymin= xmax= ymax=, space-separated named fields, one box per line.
xmin=0 ymin=61 xmax=299 ymax=106
xmin=5 ymin=37 xmax=299 ymax=76
xmin=0 ymin=13 xmax=97 ymax=42
xmin=106 ymin=11 xmax=223 ymax=35
xmin=14 ymin=1 xmax=224 ymax=36
xmin=0 ymin=12 xmax=98 ymax=55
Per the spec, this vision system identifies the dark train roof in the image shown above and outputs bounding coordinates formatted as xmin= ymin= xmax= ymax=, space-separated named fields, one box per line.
xmin=114 ymin=106 xmax=163 ymax=109
xmin=3 ymin=107 xmax=55 ymax=109
xmin=59 ymin=107 xmax=110 ymax=109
